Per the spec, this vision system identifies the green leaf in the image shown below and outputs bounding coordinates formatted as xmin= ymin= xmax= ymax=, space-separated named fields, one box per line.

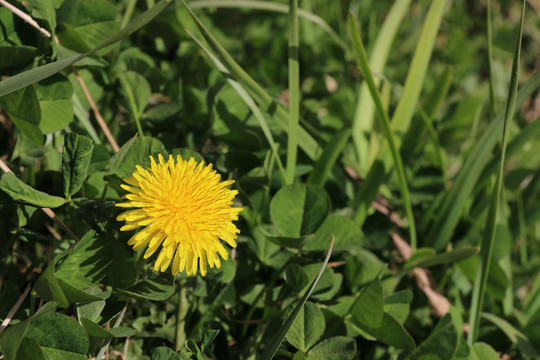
xmin=72 ymin=199 xmax=116 ymax=231
xmin=56 ymin=230 xmax=111 ymax=290
xmin=0 ymin=318 xmax=30 ymax=360
xmin=0 ymin=46 xmax=39 ymax=69
xmin=22 ymin=0 xmax=56 ymax=32
xmin=0 ymin=0 xmax=172 ymax=98
xmin=80 ymin=318 xmax=136 ymax=339
xmin=305 ymin=336 xmax=356 ymax=360
xmin=470 ymin=343 xmax=499 ymax=360
xmin=106 ymin=136 xmax=167 ymax=179
xmin=0 ymin=86 xmax=43 ymax=145
xmin=0 ymin=172 xmax=65 ymax=208
xmin=62 ymin=133 xmax=94 ymax=198
xmin=119 ymin=71 xmax=151 ymax=118
xmin=35 ymin=74 xmax=74 ymax=134
xmin=482 ymin=312 xmax=540 ymax=357
xmin=151 ymin=347 xmax=188 ymax=360
xmin=406 ymin=314 xmax=458 ymax=360
xmin=15 ymin=338 xmax=46 ymax=360
xmin=286 ymin=302 xmax=325 ymax=352
xmin=307 ymin=127 xmax=351 ymax=188
xmin=384 ymin=290 xmax=413 ymax=324
xmin=25 ymin=313 xmax=89 ymax=355
xmin=117 ymin=277 xmax=175 ymax=301
xmin=57 ymin=0 xmax=120 ymax=53
xmin=285 ymin=264 xmax=310 ymax=292
xmin=270 ymin=184 xmax=330 ymax=237
xmin=304 ymin=216 xmax=362 ymax=252
xmin=259 ymin=238 xmax=334 ymax=360
xmin=356 ymin=313 xmax=416 ymax=350
xmin=349 ymin=279 xmax=384 ymax=328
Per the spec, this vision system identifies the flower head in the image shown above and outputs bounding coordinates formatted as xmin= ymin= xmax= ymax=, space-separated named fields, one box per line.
xmin=116 ymin=154 xmax=242 ymax=276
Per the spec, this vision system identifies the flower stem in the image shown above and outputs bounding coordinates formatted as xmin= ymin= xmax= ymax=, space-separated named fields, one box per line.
xmin=175 ymin=282 xmax=187 ymax=351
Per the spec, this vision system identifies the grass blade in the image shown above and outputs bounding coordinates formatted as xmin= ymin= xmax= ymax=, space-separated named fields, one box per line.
xmin=351 ymin=0 xmax=412 ymax=172
xmin=286 ymin=0 xmax=299 ymax=185
xmin=185 ymin=30 xmax=286 ymax=184
xmin=467 ymin=0 xmax=525 ymax=344
xmin=353 ymin=0 xmax=448 ymax=226
xmin=348 ymin=13 xmax=417 ymax=248
xmin=258 ymin=237 xmax=334 ymax=360
xmin=181 ymin=0 xmax=321 ymax=160
xmin=307 ymin=127 xmax=351 ymax=188
xmin=0 ymin=0 xmax=172 ymax=98
xmin=189 ymin=0 xmax=348 ymax=53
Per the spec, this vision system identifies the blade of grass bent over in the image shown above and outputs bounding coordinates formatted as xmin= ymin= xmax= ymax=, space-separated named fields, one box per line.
xmin=286 ymin=0 xmax=299 ymax=185
xmin=259 ymin=237 xmax=334 ymax=360
xmin=467 ymin=0 xmax=525 ymax=344
xmin=0 ymin=0 xmax=172 ymax=98
xmin=189 ymin=0 xmax=348 ymax=53
xmin=181 ymin=0 xmax=321 ymax=160
xmin=185 ymin=30 xmax=286 ymax=185
xmin=353 ymin=0 xmax=448 ymax=226
xmin=348 ymin=14 xmax=417 ymax=248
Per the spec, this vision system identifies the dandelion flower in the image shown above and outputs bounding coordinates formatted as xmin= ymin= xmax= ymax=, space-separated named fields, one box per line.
xmin=116 ymin=154 xmax=242 ymax=276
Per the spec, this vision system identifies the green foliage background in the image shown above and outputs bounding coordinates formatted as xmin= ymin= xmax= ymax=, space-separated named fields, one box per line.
xmin=1 ymin=0 xmax=540 ymax=359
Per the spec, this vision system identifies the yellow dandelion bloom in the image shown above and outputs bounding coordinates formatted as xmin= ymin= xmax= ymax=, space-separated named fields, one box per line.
xmin=116 ymin=154 xmax=242 ymax=276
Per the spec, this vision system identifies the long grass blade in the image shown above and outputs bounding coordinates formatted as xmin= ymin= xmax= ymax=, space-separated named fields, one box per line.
xmin=348 ymin=13 xmax=417 ymax=248
xmin=353 ymin=0 xmax=448 ymax=226
xmin=351 ymin=0 xmax=412 ymax=172
xmin=285 ymin=0 xmax=299 ymax=185
xmin=307 ymin=127 xmax=351 ymax=188
xmin=0 ymin=0 xmax=172 ymax=98
xmin=467 ymin=0 xmax=525 ymax=344
xmin=487 ymin=0 xmax=497 ymax=118
xmin=258 ymin=237 xmax=334 ymax=360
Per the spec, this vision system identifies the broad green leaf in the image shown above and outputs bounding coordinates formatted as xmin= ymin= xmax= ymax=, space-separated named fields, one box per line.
xmin=285 ymin=264 xmax=310 ymax=292
xmin=0 ymin=0 xmax=172 ymax=98
xmin=270 ymin=184 xmax=330 ymax=237
xmin=117 ymin=277 xmax=175 ymax=301
xmin=0 ymin=45 xmax=38 ymax=69
xmin=56 ymin=278 xmax=111 ymax=304
xmin=0 ymin=86 xmax=43 ymax=145
xmin=384 ymin=290 xmax=413 ymax=324
xmin=25 ymin=313 xmax=89 ymax=355
xmin=56 ymin=230 xmax=111 ymax=290
xmin=62 ymin=133 xmax=94 ymax=197
xmin=0 ymin=318 xmax=30 ymax=360
xmin=33 ymin=256 xmax=69 ymax=308
xmin=106 ymin=136 xmax=167 ymax=179
xmin=80 ymin=318 xmax=136 ymax=339
xmin=356 ymin=313 xmax=416 ymax=350
xmin=21 ymin=0 xmax=57 ymax=32
xmin=304 ymin=216 xmax=362 ymax=252
xmin=306 ymin=336 xmax=356 ymax=360
xmin=57 ymin=0 xmax=120 ymax=53
xmin=15 ymin=338 xmax=46 ymax=360
xmin=470 ymin=343 xmax=499 ymax=360
xmin=76 ymin=286 xmax=106 ymax=322
xmin=119 ymin=71 xmax=151 ymax=120
xmin=72 ymin=199 xmax=116 ymax=231
xmin=35 ymin=74 xmax=74 ymax=134
xmin=151 ymin=347 xmax=188 ymax=360
xmin=406 ymin=314 xmax=458 ymax=360
xmin=286 ymin=302 xmax=325 ymax=352
xmin=107 ymin=237 xmax=137 ymax=289
xmin=349 ymin=279 xmax=384 ymax=328
xmin=0 ymin=172 xmax=65 ymax=208
xmin=259 ymin=238 xmax=334 ymax=360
